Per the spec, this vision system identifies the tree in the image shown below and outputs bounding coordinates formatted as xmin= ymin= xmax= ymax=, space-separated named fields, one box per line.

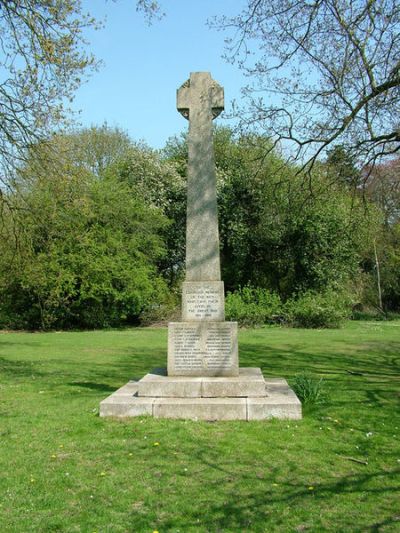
xmin=110 ymin=141 xmax=186 ymax=285
xmin=0 ymin=128 xmax=170 ymax=329
xmin=164 ymin=127 xmax=379 ymax=298
xmin=0 ymin=0 xmax=162 ymax=200
xmin=213 ymin=0 xmax=400 ymax=172
xmin=365 ymin=158 xmax=400 ymax=226
xmin=326 ymin=145 xmax=361 ymax=189
xmin=0 ymin=1 xmax=98 ymax=190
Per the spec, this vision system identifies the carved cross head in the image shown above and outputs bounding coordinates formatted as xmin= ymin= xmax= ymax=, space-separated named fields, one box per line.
xmin=177 ymin=72 xmax=224 ymax=120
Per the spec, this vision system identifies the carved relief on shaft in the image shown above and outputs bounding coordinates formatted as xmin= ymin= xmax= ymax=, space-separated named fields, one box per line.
xmin=177 ymin=72 xmax=224 ymax=282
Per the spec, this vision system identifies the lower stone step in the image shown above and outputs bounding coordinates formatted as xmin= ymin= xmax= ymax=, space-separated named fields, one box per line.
xmin=100 ymin=376 xmax=302 ymax=421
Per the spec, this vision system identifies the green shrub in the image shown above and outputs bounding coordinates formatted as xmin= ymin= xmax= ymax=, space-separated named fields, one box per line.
xmin=225 ymin=286 xmax=282 ymax=327
xmin=291 ymin=373 xmax=327 ymax=405
xmin=139 ymin=291 xmax=180 ymax=326
xmin=284 ymin=289 xmax=351 ymax=328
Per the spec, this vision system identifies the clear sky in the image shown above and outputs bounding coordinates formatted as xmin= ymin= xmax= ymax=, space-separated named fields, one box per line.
xmin=72 ymin=0 xmax=248 ymax=149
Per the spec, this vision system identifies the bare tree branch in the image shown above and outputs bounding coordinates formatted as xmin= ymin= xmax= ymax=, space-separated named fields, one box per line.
xmin=211 ymin=0 xmax=400 ymax=176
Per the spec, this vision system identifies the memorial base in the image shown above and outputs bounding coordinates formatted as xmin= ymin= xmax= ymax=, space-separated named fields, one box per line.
xmin=99 ymin=367 xmax=302 ymax=421
xmin=168 ymin=321 xmax=239 ymax=377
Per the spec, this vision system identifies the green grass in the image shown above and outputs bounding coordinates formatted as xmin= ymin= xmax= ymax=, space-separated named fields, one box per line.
xmin=0 ymin=321 xmax=399 ymax=532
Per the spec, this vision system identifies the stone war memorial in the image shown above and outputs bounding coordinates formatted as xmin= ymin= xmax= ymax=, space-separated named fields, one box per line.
xmin=100 ymin=72 xmax=301 ymax=421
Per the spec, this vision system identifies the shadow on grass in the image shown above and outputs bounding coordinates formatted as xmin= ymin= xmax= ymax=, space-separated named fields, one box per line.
xmin=131 ymin=440 xmax=400 ymax=531
xmin=240 ymin=341 xmax=400 ymax=379
xmin=68 ymin=381 xmax=117 ymax=393
xmin=0 ymin=356 xmax=45 ymax=378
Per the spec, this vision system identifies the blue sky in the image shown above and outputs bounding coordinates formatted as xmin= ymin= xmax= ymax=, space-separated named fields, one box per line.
xmin=73 ymin=0 xmax=248 ymax=149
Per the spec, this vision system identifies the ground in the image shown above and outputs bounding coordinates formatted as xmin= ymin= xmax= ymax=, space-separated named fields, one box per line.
xmin=0 ymin=321 xmax=399 ymax=532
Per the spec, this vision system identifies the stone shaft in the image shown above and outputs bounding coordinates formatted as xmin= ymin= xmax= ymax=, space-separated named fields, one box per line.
xmin=177 ymin=72 xmax=224 ymax=281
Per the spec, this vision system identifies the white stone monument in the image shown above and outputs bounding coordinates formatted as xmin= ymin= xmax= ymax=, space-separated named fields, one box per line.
xmin=100 ymin=72 xmax=301 ymax=421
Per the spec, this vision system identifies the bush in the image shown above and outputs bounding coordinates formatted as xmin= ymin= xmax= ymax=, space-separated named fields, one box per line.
xmin=284 ymin=289 xmax=351 ymax=328
xmin=291 ymin=373 xmax=327 ymax=405
xmin=225 ymin=286 xmax=282 ymax=327
xmin=139 ymin=291 xmax=180 ymax=326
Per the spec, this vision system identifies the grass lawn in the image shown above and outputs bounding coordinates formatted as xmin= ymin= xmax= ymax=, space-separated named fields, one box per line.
xmin=0 ymin=321 xmax=399 ymax=532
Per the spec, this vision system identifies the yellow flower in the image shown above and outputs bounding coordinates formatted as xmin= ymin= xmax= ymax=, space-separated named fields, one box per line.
xmin=153 ymin=442 xmax=160 ymax=446
xmin=100 ymin=472 xmax=106 ymax=476
xmin=51 ymin=454 xmax=57 ymax=458
xmin=308 ymin=486 xmax=314 ymax=490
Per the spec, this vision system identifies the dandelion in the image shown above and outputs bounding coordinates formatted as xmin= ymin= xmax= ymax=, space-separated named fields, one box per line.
xmin=59 ymin=444 xmax=64 ymax=448
xmin=308 ymin=486 xmax=314 ymax=490
xmin=153 ymin=442 xmax=160 ymax=446
xmin=100 ymin=472 xmax=106 ymax=476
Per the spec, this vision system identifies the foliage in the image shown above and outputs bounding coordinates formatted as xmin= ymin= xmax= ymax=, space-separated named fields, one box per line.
xmin=0 ymin=130 xmax=170 ymax=329
xmin=212 ymin=0 xmax=400 ymax=170
xmin=326 ymin=145 xmax=362 ymax=189
xmin=226 ymin=286 xmax=352 ymax=329
xmin=376 ymin=223 xmax=400 ymax=311
xmin=366 ymin=157 xmax=400 ymax=226
xmin=216 ymin=128 xmax=378 ymax=297
xmin=291 ymin=374 xmax=327 ymax=406
xmin=136 ymin=0 xmax=164 ymax=24
xmin=0 ymin=0 xmax=98 ymax=186
xmin=0 ymin=0 xmax=164 ymax=208
xmin=284 ymin=289 xmax=352 ymax=329
xmin=225 ymin=286 xmax=282 ymax=327
xmin=164 ymin=127 xmax=381 ymax=305
xmin=108 ymin=142 xmax=186 ymax=285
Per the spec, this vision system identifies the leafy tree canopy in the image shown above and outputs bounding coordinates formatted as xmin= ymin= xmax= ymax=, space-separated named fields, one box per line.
xmin=0 ymin=127 xmax=170 ymax=329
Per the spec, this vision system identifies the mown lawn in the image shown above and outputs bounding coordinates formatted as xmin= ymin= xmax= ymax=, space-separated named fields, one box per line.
xmin=0 ymin=321 xmax=399 ymax=532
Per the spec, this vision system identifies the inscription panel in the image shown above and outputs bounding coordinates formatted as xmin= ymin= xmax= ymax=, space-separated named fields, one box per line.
xmin=168 ymin=321 xmax=238 ymax=377
xmin=182 ymin=281 xmax=224 ymax=321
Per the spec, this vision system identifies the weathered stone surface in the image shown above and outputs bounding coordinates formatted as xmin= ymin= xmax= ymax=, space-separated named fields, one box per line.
xmin=99 ymin=391 xmax=154 ymax=417
xmin=201 ymin=368 xmax=266 ymax=397
xmin=138 ymin=368 xmax=203 ymax=398
xmin=247 ymin=394 xmax=302 ymax=420
xmin=177 ymin=72 xmax=224 ymax=282
xmin=182 ymin=281 xmax=225 ymax=321
xmin=137 ymin=367 xmax=265 ymax=398
xmin=168 ymin=321 xmax=238 ymax=377
xmin=265 ymin=377 xmax=290 ymax=389
xmin=100 ymin=372 xmax=301 ymax=420
xmin=113 ymin=381 xmax=140 ymax=395
xmin=153 ymin=397 xmax=247 ymax=421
